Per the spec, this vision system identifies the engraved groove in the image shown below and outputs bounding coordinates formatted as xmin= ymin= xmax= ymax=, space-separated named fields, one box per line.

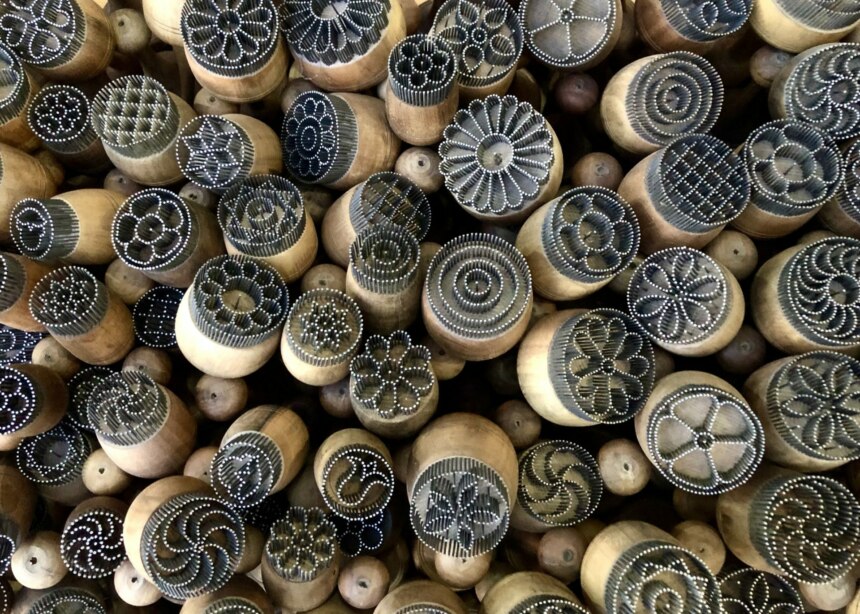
xmin=285 ymin=288 xmax=363 ymax=367
xmin=133 ymin=286 xmax=183 ymax=349
xmin=211 ymin=431 xmax=283 ymax=509
xmin=16 ymin=420 xmax=91 ymax=486
xmin=719 ymin=567 xmax=803 ymax=614
xmin=0 ymin=41 xmax=28 ymax=126
xmin=662 ymin=0 xmax=751 ymax=41
xmin=0 ymin=325 xmax=42 ymax=367
xmin=350 ymin=172 xmax=431 ymax=241
xmin=87 ymin=371 xmax=168 ymax=447
xmin=27 ymin=83 xmax=95 ymax=153
xmin=29 ymin=266 xmax=108 ymax=336
xmin=0 ymin=364 xmax=36 ymax=434
xmin=349 ymin=225 xmax=419 ymax=294
xmin=177 ymin=115 xmax=254 ymax=193
xmin=67 ymin=366 xmax=113 ymax=432
xmin=0 ymin=0 xmax=83 ymax=68
xmin=265 ymin=507 xmax=337 ymax=582
xmin=60 ymin=507 xmax=126 ymax=579
xmin=388 ymin=34 xmax=456 ymax=106
xmin=11 ymin=197 xmax=79 ymax=261
xmin=320 ymin=443 xmax=394 ymax=519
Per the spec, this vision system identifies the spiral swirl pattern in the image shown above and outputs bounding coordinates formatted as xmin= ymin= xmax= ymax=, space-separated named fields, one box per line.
xmin=67 ymin=366 xmax=113 ymax=431
xmin=60 ymin=508 xmax=126 ymax=578
xmin=112 ymin=189 xmax=193 ymax=272
xmin=0 ymin=326 xmax=41 ymax=367
xmin=87 ymin=371 xmax=167 ymax=447
xmin=16 ymin=421 xmax=91 ymax=485
xmin=0 ymin=365 xmax=36 ymax=434
xmin=204 ymin=598 xmax=265 ymax=614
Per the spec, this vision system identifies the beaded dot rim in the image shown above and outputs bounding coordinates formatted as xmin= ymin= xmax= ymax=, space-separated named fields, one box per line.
xmin=773 ymin=0 xmax=860 ymax=31
xmin=29 ymin=266 xmax=108 ymax=337
xmin=29 ymin=588 xmax=106 ymax=614
xmin=511 ymin=595 xmax=590 ymax=614
xmin=11 ymin=197 xmax=79 ymax=262
xmin=662 ymin=0 xmax=752 ymax=41
xmin=204 ymin=597 xmax=265 ymax=614
xmin=0 ymin=0 xmax=83 ymax=68
xmin=349 ymin=224 xmax=420 ymax=294
xmin=517 ymin=440 xmax=603 ymax=527
xmin=0 ymin=325 xmax=41 ymax=367
xmin=15 ymin=420 xmax=91 ymax=486
xmin=627 ymin=247 xmax=731 ymax=347
xmin=320 ymin=442 xmax=395 ymax=520
xmin=67 ymin=365 xmax=114 ymax=432
xmin=645 ymin=383 xmax=765 ymax=495
xmin=284 ymin=287 xmax=364 ymax=367
xmin=0 ymin=522 xmax=14 ymax=577
xmin=265 ymin=506 xmax=338 ymax=582
xmin=0 ymin=254 xmax=24 ymax=313
xmin=0 ymin=364 xmax=37 ymax=435
xmin=349 ymin=172 xmax=431 ymax=241
xmin=388 ymin=33 xmax=457 ymax=106
xmin=424 ymin=233 xmax=533 ymax=341
xmin=0 ymin=41 xmax=28 ymax=126
xmin=190 ymin=254 xmax=290 ymax=348
xmin=60 ymin=507 xmax=126 ymax=579
xmin=542 ymin=186 xmax=640 ymax=283
xmin=410 ymin=456 xmax=510 ymax=558
xmin=719 ymin=567 xmax=804 ymax=614
xmin=133 ymin=286 xmax=184 ymax=349
xmin=87 ymin=371 xmax=168 ymax=447
xmin=26 ymin=83 xmax=94 ymax=152
xmin=331 ymin=508 xmax=391 ymax=557
xmin=439 ymin=95 xmax=555 ymax=218
xmin=778 ymin=237 xmax=860 ymax=348
xmin=211 ymin=431 xmax=284 ymax=509
xmin=827 ymin=140 xmax=860 ymax=227
xmin=177 ymin=115 xmax=255 ymax=193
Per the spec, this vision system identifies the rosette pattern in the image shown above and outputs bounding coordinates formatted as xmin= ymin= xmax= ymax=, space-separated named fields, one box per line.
xmin=0 ymin=0 xmax=80 ymax=68
xmin=60 ymin=508 xmax=126 ymax=579
xmin=719 ymin=568 xmax=803 ymax=614
xmin=178 ymin=115 xmax=253 ymax=192
xmin=112 ymin=189 xmax=192 ymax=272
xmin=265 ymin=507 xmax=337 ymax=582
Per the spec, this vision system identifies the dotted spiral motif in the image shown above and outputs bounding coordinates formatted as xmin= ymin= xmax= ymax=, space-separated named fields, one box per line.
xmin=424 ymin=233 xmax=532 ymax=341
xmin=0 ymin=0 xmax=82 ymax=68
xmin=605 ymin=540 xmax=721 ymax=614
xmin=204 ymin=598 xmax=265 ymax=614
xmin=350 ymin=173 xmax=431 ymax=241
xmin=432 ymin=0 xmax=523 ymax=89
xmin=645 ymin=384 xmax=765 ymax=494
xmin=519 ymin=0 xmax=618 ymax=69
xmin=29 ymin=588 xmax=107 ymax=614
xmin=190 ymin=255 xmax=289 ymax=348
xmin=66 ymin=366 xmax=113 ymax=431
xmin=778 ymin=238 xmax=860 ymax=348
xmin=628 ymin=247 xmax=730 ymax=347
xmin=719 ymin=568 xmax=803 ymax=614
xmin=29 ymin=266 xmax=108 ymax=336
xmin=773 ymin=0 xmax=860 ymax=30
xmin=389 ymin=34 xmax=457 ymax=106
xmin=27 ymin=83 xmax=92 ymax=151
xmin=542 ymin=187 xmax=640 ymax=282
xmin=60 ymin=508 xmax=126 ymax=579
xmin=744 ymin=120 xmax=843 ymax=216
xmin=0 ymin=364 xmax=36 ymax=435
xmin=439 ymin=95 xmax=555 ymax=217
xmin=88 ymin=371 xmax=167 ymax=447
xmin=177 ymin=116 xmax=254 ymax=193
xmin=11 ymin=197 xmax=79 ymax=261
xmin=280 ymin=0 xmax=389 ymax=65
xmin=626 ymin=52 xmax=723 ymax=147
xmin=663 ymin=0 xmax=752 ymax=40
xmin=0 ymin=326 xmax=42 ymax=367
xmin=349 ymin=225 xmax=420 ymax=294
xmin=549 ymin=309 xmax=656 ymax=424
xmin=517 ymin=440 xmax=603 ymax=527
xmin=141 ymin=492 xmax=245 ymax=600
xmin=511 ymin=595 xmax=590 ymax=614
xmin=767 ymin=352 xmax=860 ymax=462
xmin=0 ymin=41 xmax=28 ymax=125
xmin=211 ymin=431 xmax=283 ymax=509
xmin=16 ymin=420 xmax=91 ymax=485
xmin=829 ymin=140 xmax=860 ymax=226
xmin=750 ymin=474 xmax=860 ymax=582
xmin=410 ymin=456 xmax=510 ymax=557
xmin=182 ymin=0 xmax=280 ymax=76
xmin=332 ymin=509 xmax=391 ymax=556
xmin=285 ymin=288 xmax=364 ymax=366
xmin=320 ymin=443 xmax=394 ymax=520
xmin=266 ymin=507 xmax=338 ymax=582
xmin=133 ymin=286 xmax=183 ymax=349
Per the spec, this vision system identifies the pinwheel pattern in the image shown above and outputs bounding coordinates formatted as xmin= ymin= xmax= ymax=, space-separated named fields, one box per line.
xmin=16 ymin=421 xmax=91 ymax=485
xmin=60 ymin=509 xmax=126 ymax=579
xmin=88 ymin=371 xmax=167 ymax=446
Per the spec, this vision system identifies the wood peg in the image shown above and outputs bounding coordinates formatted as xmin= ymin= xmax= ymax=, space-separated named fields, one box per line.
xmin=195 ymin=374 xmax=248 ymax=422
xmin=113 ymin=559 xmax=162 ymax=607
xmin=671 ymin=520 xmax=726 ymax=575
xmin=750 ymin=45 xmax=794 ymax=87
xmin=704 ymin=229 xmax=758 ymax=281
xmin=82 ymin=448 xmax=133 ymax=496
xmin=799 ymin=576 xmax=856 ymax=612
xmin=715 ymin=324 xmax=767 ymax=376
xmin=109 ymin=8 xmax=159 ymax=77
xmin=31 ymin=336 xmax=82 ymax=380
xmin=193 ymin=89 xmax=240 ymax=116
xmin=337 ymin=556 xmax=390 ymax=610
xmin=374 ymin=579 xmax=466 ymax=614
xmin=493 ymin=400 xmax=541 ymax=449
xmin=537 ymin=528 xmax=587 ymax=584
xmin=570 ymin=152 xmax=623 ymax=190
xmin=301 ymin=264 xmax=347 ymax=295
xmin=183 ymin=446 xmax=218 ymax=484
xmin=105 ymin=259 xmax=155 ymax=305
xmin=11 ymin=531 xmax=66 ymax=590
xmin=122 ymin=347 xmax=171 ymax=385
xmin=555 ymin=72 xmax=600 ymax=115
xmin=483 ymin=571 xmax=589 ymax=613
xmin=598 ymin=438 xmax=651 ymax=497
xmin=395 ymin=147 xmax=444 ymax=194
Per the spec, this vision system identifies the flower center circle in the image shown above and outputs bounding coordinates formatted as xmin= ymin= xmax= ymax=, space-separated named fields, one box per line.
xmin=477 ymin=134 xmax=514 ymax=171
xmin=829 ymin=274 xmax=860 ymax=305
xmin=217 ymin=10 xmax=242 ymax=33
xmin=695 ymin=432 xmax=715 ymax=450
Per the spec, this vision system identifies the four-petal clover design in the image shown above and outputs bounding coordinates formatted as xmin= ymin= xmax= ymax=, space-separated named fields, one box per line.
xmin=0 ymin=0 xmax=77 ymax=67
xmin=719 ymin=568 xmax=804 ymax=614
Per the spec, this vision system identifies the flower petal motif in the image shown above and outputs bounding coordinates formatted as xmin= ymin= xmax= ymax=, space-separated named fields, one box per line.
xmin=0 ymin=0 xmax=78 ymax=67
xmin=266 ymin=507 xmax=337 ymax=581
xmin=178 ymin=116 xmax=251 ymax=192
xmin=720 ymin=568 xmax=803 ymax=614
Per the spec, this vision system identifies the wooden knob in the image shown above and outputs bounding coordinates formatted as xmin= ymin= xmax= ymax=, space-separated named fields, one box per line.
xmin=0 ymin=144 xmax=60 ymax=244
xmin=375 ymin=579 xmax=466 ymax=614
xmin=704 ymin=230 xmax=758 ymax=281
xmin=751 ymin=45 xmax=794 ymax=87
xmin=301 ymin=264 xmax=347 ymax=295
xmin=81 ymin=448 xmax=132 ymax=496
xmin=671 ymin=520 xmax=726 ymax=575
xmin=714 ymin=324 xmax=767 ymax=376
xmin=319 ymin=378 xmax=353 ymax=420
xmin=113 ymin=559 xmax=162 ymax=607
xmin=11 ymin=531 xmax=66 ymax=590
xmin=337 ymin=556 xmax=389 ymax=609
xmin=395 ymin=147 xmax=444 ymax=194
xmin=598 ymin=438 xmax=651 ymax=497
xmin=555 ymin=73 xmax=600 ymax=115
xmin=493 ymin=400 xmax=542 ymax=449
xmin=799 ymin=576 xmax=856 ymax=611
xmin=105 ymin=259 xmax=154 ymax=305
xmin=195 ymin=374 xmax=248 ymax=422
xmin=570 ymin=152 xmax=623 ymax=190
xmin=183 ymin=446 xmax=218 ymax=484
xmin=537 ymin=528 xmax=587 ymax=584
xmin=31 ymin=337 xmax=81 ymax=381
xmin=433 ymin=551 xmax=492 ymax=590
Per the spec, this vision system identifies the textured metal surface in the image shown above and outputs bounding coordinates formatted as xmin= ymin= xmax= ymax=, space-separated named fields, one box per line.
xmin=211 ymin=431 xmax=283 ymax=509
xmin=511 ymin=595 xmax=590 ymax=614
xmin=29 ymin=266 xmax=108 ymax=336
xmin=87 ymin=371 xmax=168 ymax=447
xmin=662 ymin=0 xmax=751 ymax=40
xmin=0 ymin=0 xmax=83 ymax=68
xmin=16 ymin=420 xmax=91 ymax=486
xmin=349 ymin=225 xmax=419 ymax=294
xmin=0 ymin=325 xmax=42 ymax=366
xmin=349 ymin=172 xmax=431 ymax=241
xmin=0 ymin=364 xmax=37 ymax=434
xmin=0 ymin=254 xmax=25 ymax=313
xmin=773 ymin=0 xmax=860 ymax=30
xmin=520 ymin=0 xmax=618 ymax=69
xmin=11 ymin=197 xmax=79 ymax=261
xmin=66 ymin=366 xmax=114 ymax=432
xmin=133 ymin=286 xmax=183 ymax=349
xmin=29 ymin=587 xmax=107 ymax=614
xmin=60 ymin=507 xmax=126 ymax=579
xmin=177 ymin=115 xmax=255 ymax=193
xmin=27 ymin=83 xmax=96 ymax=153
xmin=319 ymin=442 xmax=394 ymax=519
xmin=265 ymin=506 xmax=337 ymax=582
xmin=285 ymin=288 xmax=363 ymax=367
xmin=203 ymin=597 xmax=266 ymax=614
xmin=388 ymin=34 xmax=456 ymax=106
xmin=0 ymin=41 xmax=29 ymax=125
xmin=719 ymin=567 xmax=803 ymax=614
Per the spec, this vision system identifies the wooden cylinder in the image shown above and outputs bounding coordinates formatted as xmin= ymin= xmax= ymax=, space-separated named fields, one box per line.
xmin=0 ymin=254 xmax=53 ymax=332
xmin=181 ymin=575 xmax=275 ymax=614
xmin=395 ymin=147 xmax=444 ymax=194
xmin=635 ymin=0 xmax=751 ymax=54
xmin=194 ymin=374 xmax=248 ymax=422
xmin=0 ymin=143 xmax=59 ymax=243
xmin=598 ymin=438 xmax=652 ymax=497
xmin=375 ymin=579 xmax=466 ymax=614
xmin=750 ymin=0 xmax=859 ymax=52
xmin=31 ymin=335 xmax=80 ymax=381
xmin=482 ymin=571 xmax=587 ymax=613
xmin=0 ymin=462 xmax=36 ymax=572
xmin=11 ymin=531 xmax=66 ymax=590
xmin=141 ymin=0 xmax=184 ymax=45
xmin=338 ymin=555 xmax=389 ymax=609
xmin=29 ymin=267 xmax=134 ymax=365
xmin=211 ymin=404 xmax=309 ymax=509
xmin=0 ymin=43 xmax=38 ymax=152
xmin=81 ymin=448 xmax=132 ymax=496
xmin=88 ymin=371 xmax=196 ymax=479
xmin=0 ymin=363 xmax=67 ymax=441
xmin=751 ymin=237 xmax=860 ymax=354
xmin=105 ymin=258 xmax=154 ymax=304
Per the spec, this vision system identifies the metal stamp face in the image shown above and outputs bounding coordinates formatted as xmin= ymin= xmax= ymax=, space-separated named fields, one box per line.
xmin=203 ymin=597 xmax=266 ymax=614
xmin=389 ymin=34 xmax=457 ymax=106
xmin=645 ymin=384 xmax=764 ymax=494
xmin=265 ymin=507 xmax=338 ymax=582
xmin=650 ymin=134 xmax=750 ymax=233
xmin=30 ymin=266 xmax=108 ymax=337
xmin=395 ymin=607 xmax=450 ymax=614
xmin=29 ymin=588 xmax=106 ymax=614
xmin=410 ymin=456 xmax=510 ymax=557
xmin=510 ymin=595 xmax=590 ymax=614
xmin=628 ymin=247 xmax=729 ymax=347
xmin=751 ymin=474 xmax=860 ymax=582
xmin=0 ymin=0 xmax=83 ymax=68
xmin=11 ymin=197 xmax=79 ymax=261
xmin=320 ymin=443 xmax=394 ymax=520
xmin=781 ymin=43 xmax=860 ymax=141
xmin=0 ymin=325 xmax=42 ymax=367
xmin=778 ymin=237 xmax=860 ymax=348
xmin=518 ymin=440 xmax=603 ymax=527
xmin=831 ymin=140 xmax=860 ymax=225
xmin=425 ymin=233 xmax=532 ymax=340
xmin=519 ymin=0 xmax=618 ymax=69
xmin=351 ymin=331 xmax=434 ymax=419
xmin=350 ymin=172 xmax=431 ymax=241
xmin=542 ymin=187 xmax=640 ymax=283
xmin=605 ymin=540 xmax=721 ymax=614
xmin=349 ymin=225 xmax=420 ymax=294
xmin=662 ymin=0 xmax=752 ymax=41
xmin=773 ymin=0 xmax=860 ymax=30
xmin=177 ymin=115 xmax=254 ymax=193
xmin=432 ymin=0 xmax=523 ymax=89
xmin=0 ymin=42 xmax=28 ymax=125
xmin=626 ymin=52 xmax=723 ymax=147
xmin=439 ymin=95 xmax=554 ymax=217
xmin=0 ymin=254 xmax=24 ymax=312
xmin=60 ymin=507 xmax=126 ymax=579
xmin=87 ymin=371 xmax=168 ymax=447
xmin=719 ymin=567 xmax=803 ymax=614
xmin=66 ymin=366 xmax=114 ymax=431
xmin=27 ymin=83 xmax=93 ymax=152
xmin=182 ymin=0 xmax=280 ymax=76
xmin=211 ymin=431 xmax=283 ymax=509
xmin=0 ymin=520 xmax=14 ymax=576
xmin=142 ymin=491 xmax=245 ymax=600
xmin=285 ymin=288 xmax=363 ymax=366
xmin=16 ymin=420 xmax=91 ymax=486
xmin=332 ymin=508 xmax=391 ymax=557
xmin=0 ymin=364 xmax=37 ymax=435
xmin=218 ymin=174 xmax=305 ymax=257
xmin=744 ymin=120 xmax=843 ymax=215
xmin=280 ymin=0 xmax=389 ymax=66
xmin=190 ymin=255 xmax=290 ymax=348
xmin=133 ymin=286 xmax=183 ymax=349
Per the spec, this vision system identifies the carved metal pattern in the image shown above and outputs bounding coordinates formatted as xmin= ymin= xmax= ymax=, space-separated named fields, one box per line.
xmin=542 ymin=187 xmax=640 ymax=283
xmin=410 ymin=456 xmax=510 ymax=557
xmin=349 ymin=225 xmax=420 ymax=294
xmin=60 ymin=507 xmax=126 ymax=579
xmin=389 ymin=34 xmax=457 ymax=106
xmin=0 ymin=0 xmax=83 ymax=68
xmin=511 ymin=595 xmax=590 ymax=614
xmin=626 ymin=52 xmax=723 ymax=147
xmin=211 ymin=431 xmax=283 ymax=509
xmin=0 ymin=325 xmax=42 ymax=366
xmin=425 ymin=233 xmax=532 ymax=340
xmin=27 ymin=83 xmax=95 ymax=153
xmin=0 ymin=523 xmax=13 ymax=576
xmin=265 ymin=507 xmax=338 ymax=582
xmin=11 ymin=197 xmax=79 ymax=261
xmin=331 ymin=508 xmax=390 ymax=557
xmin=133 ymin=286 xmax=183 ymax=349
xmin=0 ymin=254 xmax=24 ymax=313
xmin=439 ymin=95 xmax=554 ymax=217
xmin=0 ymin=41 xmax=29 ymax=126
xmin=0 ymin=364 xmax=36 ymax=434
xmin=648 ymin=134 xmax=750 ymax=232
xmin=285 ymin=288 xmax=363 ymax=367
xmin=350 ymin=172 xmax=431 ymax=241
xmin=351 ymin=331 xmax=434 ymax=419
xmin=320 ymin=443 xmax=394 ymax=520
xmin=743 ymin=120 xmax=843 ymax=216
xmin=605 ymin=540 xmax=721 ymax=614
xmin=663 ymin=0 xmax=752 ymax=41
xmin=778 ymin=237 xmax=860 ymax=348
xmin=16 ymin=420 xmax=91 ymax=486
xmin=780 ymin=43 xmax=860 ymax=141
xmin=141 ymin=491 xmax=245 ymax=600
xmin=66 ymin=366 xmax=113 ymax=432
xmin=773 ymin=0 xmax=860 ymax=30
xmin=828 ymin=140 xmax=860 ymax=228
xmin=750 ymin=474 xmax=860 ymax=582
xmin=432 ymin=0 xmax=523 ymax=89
xmin=628 ymin=247 xmax=730 ymax=347
xmin=177 ymin=115 xmax=254 ymax=193
xmin=719 ymin=567 xmax=803 ymax=614
xmin=87 ymin=371 xmax=167 ymax=447
xmin=190 ymin=254 xmax=289 ymax=348
xmin=518 ymin=440 xmax=603 ymax=527
xmin=204 ymin=598 xmax=265 ymax=614
xmin=29 ymin=266 xmax=108 ymax=336
xmin=29 ymin=588 xmax=106 ymax=614
xmin=182 ymin=0 xmax=280 ymax=76
xmin=218 ymin=174 xmax=306 ymax=258
xmin=645 ymin=384 xmax=764 ymax=494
